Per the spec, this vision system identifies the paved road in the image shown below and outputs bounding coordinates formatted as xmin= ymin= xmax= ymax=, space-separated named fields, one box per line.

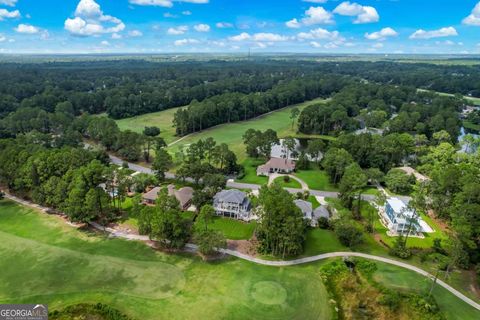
xmin=3 ymin=192 xmax=479 ymax=312
xmin=96 ymin=147 xmax=414 ymax=202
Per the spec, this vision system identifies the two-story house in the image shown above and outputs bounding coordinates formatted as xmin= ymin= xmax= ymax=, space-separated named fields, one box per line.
xmin=213 ymin=189 xmax=251 ymax=221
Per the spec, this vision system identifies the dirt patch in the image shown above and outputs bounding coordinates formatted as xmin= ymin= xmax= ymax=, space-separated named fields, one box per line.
xmin=228 ymin=239 xmax=258 ymax=257
xmin=427 ymin=210 xmax=450 ymax=232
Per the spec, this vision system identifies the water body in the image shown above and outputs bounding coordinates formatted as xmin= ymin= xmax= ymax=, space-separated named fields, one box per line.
xmin=458 ymin=127 xmax=479 ymax=153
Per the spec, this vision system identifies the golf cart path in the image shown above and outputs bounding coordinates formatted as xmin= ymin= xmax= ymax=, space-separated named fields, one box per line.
xmin=3 ymin=193 xmax=480 ymax=312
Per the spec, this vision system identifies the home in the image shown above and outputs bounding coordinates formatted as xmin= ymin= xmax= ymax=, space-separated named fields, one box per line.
xmin=142 ymin=185 xmax=194 ymax=211
xmin=257 ymin=157 xmax=296 ymax=176
xmin=142 ymin=187 xmax=161 ymax=205
xmin=167 ymin=185 xmax=194 ymax=211
xmin=294 ymin=199 xmax=313 ymax=221
xmin=213 ymin=189 xmax=251 ymax=221
xmin=382 ymin=197 xmax=423 ymax=235
xmin=313 ymin=205 xmax=331 ymax=226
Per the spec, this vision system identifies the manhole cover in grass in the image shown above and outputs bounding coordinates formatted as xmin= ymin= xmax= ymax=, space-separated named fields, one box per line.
xmin=251 ymin=281 xmax=287 ymax=305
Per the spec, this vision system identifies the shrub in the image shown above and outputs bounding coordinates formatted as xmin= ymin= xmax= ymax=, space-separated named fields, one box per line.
xmin=334 ymin=221 xmax=363 ymax=247
xmin=389 ymin=235 xmax=411 ymax=259
xmin=317 ymin=217 xmax=330 ymax=229
xmin=283 ymin=175 xmax=290 ymax=183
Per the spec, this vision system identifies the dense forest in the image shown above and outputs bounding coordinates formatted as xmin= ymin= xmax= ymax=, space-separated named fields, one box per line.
xmin=0 ymin=59 xmax=478 ymax=125
xmin=298 ymin=82 xmax=463 ymax=140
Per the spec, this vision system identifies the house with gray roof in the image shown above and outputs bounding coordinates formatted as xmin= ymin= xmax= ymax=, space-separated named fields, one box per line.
xmin=312 ymin=205 xmax=330 ymax=227
xmin=294 ymin=199 xmax=313 ymax=221
xmin=213 ymin=189 xmax=251 ymax=221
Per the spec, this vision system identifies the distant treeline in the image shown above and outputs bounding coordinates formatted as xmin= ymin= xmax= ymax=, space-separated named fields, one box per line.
xmin=0 ymin=59 xmax=479 ymax=123
xmin=173 ymin=74 xmax=352 ymax=135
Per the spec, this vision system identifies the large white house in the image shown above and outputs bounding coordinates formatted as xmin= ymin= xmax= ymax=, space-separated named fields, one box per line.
xmin=213 ymin=189 xmax=252 ymax=221
xmin=382 ymin=197 xmax=432 ymax=235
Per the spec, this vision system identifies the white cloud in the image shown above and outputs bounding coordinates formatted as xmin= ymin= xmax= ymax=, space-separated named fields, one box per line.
xmin=372 ymin=42 xmax=383 ymax=48
xmin=252 ymin=33 xmax=288 ymax=42
xmin=174 ymin=38 xmax=199 ymax=46
xmin=310 ymin=41 xmax=321 ymax=48
xmin=302 ymin=6 xmax=334 ymax=25
xmin=409 ymin=26 xmax=458 ymax=39
xmin=100 ymin=40 xmax=110 ymax=46
xmin=194 ymin=24 xmax=210 ymax=32
xmin=216 ymin=22 xmax=233 ymax=28
xmin=0 ymin=34 xmax=6 ymax=42
xmin=112 ymin=33 xmax=122 ymax=39
xmin=129 ymin=0 xmax=209 ymax=8
xmin=333 ymin=2 xmax=379 ymax=24
xmin=0 ymin=8 xmax=20 ymax=20
xmin=182 ymin=10 xmax=192 ymax=15
xmin=15 ymin=24 xmax=39 ymax=34
xmin=227 ymin=32 xmax=289 ymax=42
xmin=463 ymin=2 xmax=480 ymax=26
xmin=167 ymin=25 xmax=188 ymax=35
xmin=128 ymin=30 xmax=143 ymax=37
xmin=64 ymin=0 xmax=125 ymax=36
xmin=297 ymin=28 xmax=341 ymax=40
xmin=286 ymin=18 xmax=301 ymax=29
xmin=365 ymin=27 xmax=398 ymax=40
xmin=228 ymin=32 xmax=251 ymax=41
xmin=163 ymin=12 xmax=178 ymax=18
xmin=0 ymin=0 xmax=17 ymax=6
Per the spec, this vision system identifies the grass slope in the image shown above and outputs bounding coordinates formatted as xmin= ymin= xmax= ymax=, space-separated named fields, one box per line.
xmin=168 ymin=98 xmax=327 ymax=162
xmin=1 ymin=200 xmax=478 ymax=319
xmin=0 ymin=200 xmax=331 ymax=320
xmin=115 ymin=107 xmax=181 ymax=144
xmin=374 ymin=262 xmax=480 ymax=320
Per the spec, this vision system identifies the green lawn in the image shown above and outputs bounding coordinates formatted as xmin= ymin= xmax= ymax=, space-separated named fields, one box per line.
xmin=294 ymin=167 xmax=338 ymax=191
xmin=303 ymin=228 xmax=347 ymax=256
xmin=167 ymin=98 xmax=328 ymax=162
xmin=273 ymin=176 xmax=302 ymax=189
xmin=464 ymin=120 xmax=480 ymax=132
xmin=0 ymin=200 xmax=331 ymax=320
xmin=1 ymin=200 xmax=478 ymax=320
xmin=196 ymin=216 xmax=257 ymax=240
xmin=417 ymin=89 xmax=480 ymax=106
xmin=307 ymin=196 xmax=320 ymax=209
xmin=115 ymin=107 xmax=182 ymax=145
xmin=374 ymin=210 xmax=448 ymax=249
xmin=236 ymin=158 xmax=269 ymax=185
xmin=374 ymin=262 xmax=480 ymax=320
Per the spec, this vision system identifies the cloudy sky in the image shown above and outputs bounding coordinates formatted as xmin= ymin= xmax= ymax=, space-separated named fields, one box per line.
xmin=0 ymin=0 xmax=479 ymax=54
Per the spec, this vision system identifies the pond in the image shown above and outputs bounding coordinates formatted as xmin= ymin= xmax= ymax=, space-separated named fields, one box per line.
xmin=458 ymin=127 xmax=479 ymax=153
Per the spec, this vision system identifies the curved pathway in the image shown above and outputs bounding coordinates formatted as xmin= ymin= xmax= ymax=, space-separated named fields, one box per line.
xmin=268 ymin=173 xmax=309 ymax=191
xmin=3 ymin=193 xmax=479 ymax=312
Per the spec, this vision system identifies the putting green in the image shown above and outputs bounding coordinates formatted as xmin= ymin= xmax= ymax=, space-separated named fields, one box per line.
xmin=251 ymin=281 xmax=287 ymax=305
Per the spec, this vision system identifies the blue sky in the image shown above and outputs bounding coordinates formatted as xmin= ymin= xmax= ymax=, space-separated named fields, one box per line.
xmin=0 ymin=0 xmax=479 ymax=54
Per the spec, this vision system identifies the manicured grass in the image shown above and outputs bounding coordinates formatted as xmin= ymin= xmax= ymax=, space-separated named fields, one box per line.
xmin=115 ymin=107 xmax=181 ymax=144
xmin=0 ymin=200 xmax=332 ymax=320
xmin=196 ymin=216 xmax=257 ymax=240
xmin=273 ymin=176 xmax=302 ymax=189
xmin=362 ymin=187 xmax=380 ymax=196
xmin=303 ymin=228 xmax=347 ymax=256
xmin=294 ymin=167 xmax=338 ymax=191
xmin=1 ymin=200 xmax=478 ymax=319
xmin=418 ymin=89 xmax=480 ymax=106
xmin=373 ymin=262 xmax=480 ymax=320
xmin=307 ymin=196 xmax=320 ymax=209
xmin=167 ymin=98 xmax=328 ymax=162
xmin=464 ymin=120 xmax=480 ymax=132
xmin=236 ymin=158 xmax=269 ymax=185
